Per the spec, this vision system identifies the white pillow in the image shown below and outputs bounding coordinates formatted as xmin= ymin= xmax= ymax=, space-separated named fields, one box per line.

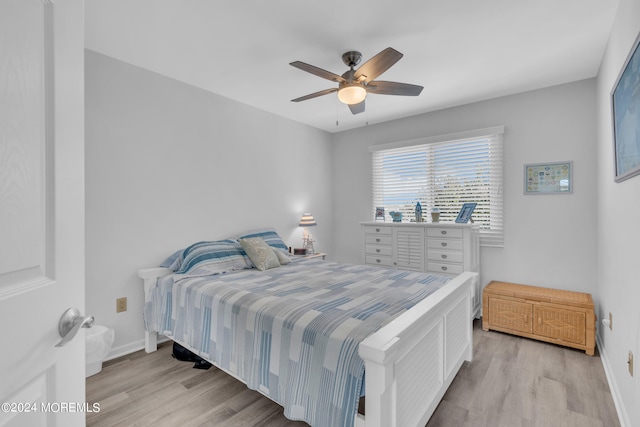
xmin=239 ymin=238 xmax=280 ymax=271
xmin=272 ymin=248 xmax=291 ymax=265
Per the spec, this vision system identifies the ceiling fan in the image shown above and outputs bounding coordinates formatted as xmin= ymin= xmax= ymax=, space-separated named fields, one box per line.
xmin=290 ymin=47 xmax=423 ymax=115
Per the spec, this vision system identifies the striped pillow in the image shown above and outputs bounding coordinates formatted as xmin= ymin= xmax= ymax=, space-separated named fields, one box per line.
xmin=174 ymin=240 xmax=252 ymax=276
xmin=160 ymin=249 xmax=183 ymax=270
xmin=235 ymin=228 xmax=289 ymax=253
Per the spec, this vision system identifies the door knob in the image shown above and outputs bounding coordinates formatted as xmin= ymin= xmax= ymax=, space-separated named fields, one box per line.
xmin=55 ymin=307 xmax=94 ymax=347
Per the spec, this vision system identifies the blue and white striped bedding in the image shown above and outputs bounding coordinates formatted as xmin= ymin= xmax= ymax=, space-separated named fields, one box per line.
xmin=144 ymin=258 xmax=451 ymax=427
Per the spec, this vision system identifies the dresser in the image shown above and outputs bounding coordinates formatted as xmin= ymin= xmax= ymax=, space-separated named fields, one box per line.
xmin=482 ymin=281 xmax=596 ymax=355
xmin=361 ymin=222 xmax=480 ymax=315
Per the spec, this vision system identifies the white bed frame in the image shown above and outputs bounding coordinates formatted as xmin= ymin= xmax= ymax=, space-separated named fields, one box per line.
xmin=138 ymin=267 xmax=478 ymax=427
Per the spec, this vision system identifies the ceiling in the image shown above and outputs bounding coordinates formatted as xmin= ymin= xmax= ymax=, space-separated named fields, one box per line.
xmin=84 ymin=0 xmax=619 ymax=133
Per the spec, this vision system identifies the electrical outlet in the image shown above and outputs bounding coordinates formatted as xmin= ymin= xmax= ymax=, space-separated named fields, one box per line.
xmin=609 ymin=312 xmax=613 ymax=331
xmin=116 ymin=297 xmax=127 ymax=313
xmin=629 ymin=351 xmax=634 ymax=377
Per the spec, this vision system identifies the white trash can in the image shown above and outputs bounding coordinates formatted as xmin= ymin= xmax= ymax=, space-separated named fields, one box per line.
xmin=85 ymin=326 xmax=114 ymax=377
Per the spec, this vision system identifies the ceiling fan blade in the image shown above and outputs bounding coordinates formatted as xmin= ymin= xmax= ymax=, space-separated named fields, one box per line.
xmin=366 ymin=81 xmax=424 ymax=96
xmin=355 ymin=47 xmax=403 ymax=83
xmin=348 ymin=100 xmax=365 ymax=115
xmin=290 ymin=61 xmax=346 ymax=83
xmin=291 ymin=88 xmax=338 ymax=102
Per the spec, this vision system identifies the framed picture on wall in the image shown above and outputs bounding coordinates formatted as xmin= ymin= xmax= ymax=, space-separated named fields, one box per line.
xmin=611 ymin=30 xmax=640 ymax=183
xmin=524 ymin=161 xmax=573 ymax=194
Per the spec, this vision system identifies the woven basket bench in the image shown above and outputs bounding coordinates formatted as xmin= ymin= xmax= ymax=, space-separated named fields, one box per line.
xmin=482 ymin=281 xmax=596 ymax=355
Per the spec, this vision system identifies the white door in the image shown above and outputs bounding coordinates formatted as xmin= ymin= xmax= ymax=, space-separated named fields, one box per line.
xmin=0 ymin=0 xmax=86 ymax=426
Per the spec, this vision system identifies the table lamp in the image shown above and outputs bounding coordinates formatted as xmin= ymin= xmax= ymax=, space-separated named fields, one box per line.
xmin=298 ymin=213 xmax=316 ymax=254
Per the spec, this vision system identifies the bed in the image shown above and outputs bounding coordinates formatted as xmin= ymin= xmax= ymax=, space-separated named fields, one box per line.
xmin=138 ymin=230 xmax=478 ymax=427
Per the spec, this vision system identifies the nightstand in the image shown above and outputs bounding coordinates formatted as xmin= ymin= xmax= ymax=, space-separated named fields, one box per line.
xmin=298 ymin=252 xmax=327 ymax=260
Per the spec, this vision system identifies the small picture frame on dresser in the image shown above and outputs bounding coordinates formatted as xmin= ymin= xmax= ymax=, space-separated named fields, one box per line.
xmin=375 ymin=207 xmax=385 ymax=221
xmin=455 ymin=203 xmax=477 ymax=223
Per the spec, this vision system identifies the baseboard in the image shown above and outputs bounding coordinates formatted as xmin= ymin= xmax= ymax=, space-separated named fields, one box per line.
xmin=596 ymin=334 xmax=631 ymax=427
xmin=105 ymin=335 xmax=170 ymax=362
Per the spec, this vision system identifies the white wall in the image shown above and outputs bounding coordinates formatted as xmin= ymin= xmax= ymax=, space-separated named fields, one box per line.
xmin=596 ymin=0 xmax=640 ymax=425
xmin=331 ymin=80 xmax=598 ymax=296
xmin=85 ymin=50 xmax=333 ymax=357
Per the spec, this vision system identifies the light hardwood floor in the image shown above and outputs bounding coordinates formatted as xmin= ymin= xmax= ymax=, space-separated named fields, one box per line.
xmin=86 ymin=319 xmax=620 ymax=427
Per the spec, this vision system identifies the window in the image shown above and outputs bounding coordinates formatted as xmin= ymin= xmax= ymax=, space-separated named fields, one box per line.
xmin=371 ymin=127 xmax=504 ymax=247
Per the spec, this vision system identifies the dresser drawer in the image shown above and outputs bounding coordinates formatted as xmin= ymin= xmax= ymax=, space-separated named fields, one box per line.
xmin=366 ymin=245 xmax=392 ymax=256
xmin=427 ymin=227 xmax=463 ymax=239
xmin=426 ymin=238 xmax=463 ymax=251
xmin=365 ymin=235 xmax=392 ymax=246
xmin=427 ymin=262 xmax=464 ymax=275
xmin=365 ymin=255 xmax=393 ymax=267
xmin=363 ymin=225 xmax=392 ymax=235
xmin=427 ymin=249 xmax=463 ymax=263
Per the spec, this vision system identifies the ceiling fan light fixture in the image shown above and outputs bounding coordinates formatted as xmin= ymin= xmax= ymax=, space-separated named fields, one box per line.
xmin=337 ymin=84 xmax=366 ymax=105
xmin=291 ymin=48 xmax=421 ymax=115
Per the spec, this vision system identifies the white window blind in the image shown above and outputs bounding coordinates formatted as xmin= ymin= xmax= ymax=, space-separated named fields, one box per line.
xmin=371 ymin=127 xmax=504 ymax=247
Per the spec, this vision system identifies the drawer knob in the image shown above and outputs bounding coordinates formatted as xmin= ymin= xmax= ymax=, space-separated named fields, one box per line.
xmin=441 ymin=254 xmax=447 ymax=259
xmin=441 ymin=266 xmax=448 ymax=271
xmin=376 ymin=259 xmax=381 ymax=263
xmin=441 ymin=242 xmax=447 ymax=247
xmin=441 ymin=230 xmax=447 ymax=235
xmin=376 ymin=249 xmax=381 ymax=253
xmin=376 ymin=238 xmax=381 ymax=243
xmin=376 ymin=228 xmax=381 ymax=232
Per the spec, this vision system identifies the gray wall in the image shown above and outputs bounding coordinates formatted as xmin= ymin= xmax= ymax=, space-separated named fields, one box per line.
xmin=330 ymin=80 xmax=598 ymax=297
xmin=85 ymin=50 xmax=334 ymax=356
xmin=596 ymin=0 xmax=640 ymax=425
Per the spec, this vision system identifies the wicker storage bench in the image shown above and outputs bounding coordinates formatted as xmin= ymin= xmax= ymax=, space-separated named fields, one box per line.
xmin=482 ymin=281 xmax=596 ymax=355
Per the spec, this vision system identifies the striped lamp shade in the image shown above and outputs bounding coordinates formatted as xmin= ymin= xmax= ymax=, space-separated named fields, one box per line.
xmin=298 ymin=213 xmax=317 ymax=227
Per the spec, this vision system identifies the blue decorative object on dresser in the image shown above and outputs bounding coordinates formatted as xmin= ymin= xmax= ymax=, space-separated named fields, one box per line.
xmin=415 ymin=202 xmax=422 ymax=222
xmin=389 ymin=211 xmax=402 ymax=222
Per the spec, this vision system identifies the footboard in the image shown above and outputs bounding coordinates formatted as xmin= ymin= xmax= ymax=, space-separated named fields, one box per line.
xmin=358 ymin=271 xmax=478 ymax=427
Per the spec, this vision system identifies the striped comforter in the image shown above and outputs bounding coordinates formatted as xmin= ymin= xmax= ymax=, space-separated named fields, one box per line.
xmin=144 ymin=258 xmax=450 ymax=427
